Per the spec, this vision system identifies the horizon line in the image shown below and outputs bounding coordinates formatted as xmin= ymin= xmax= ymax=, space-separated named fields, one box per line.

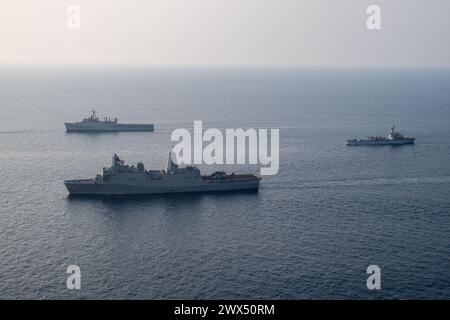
xmin=1 ymin=63 xmax=450 ymax=71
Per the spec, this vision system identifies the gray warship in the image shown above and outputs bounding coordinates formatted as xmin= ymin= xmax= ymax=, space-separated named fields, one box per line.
xmin=65 ymin=110 xmax=154 ymax=132
xmin=346 ymin=126 xmax=415 ymax=146
xmin=65 ymin=153 xmax=261 ymax=195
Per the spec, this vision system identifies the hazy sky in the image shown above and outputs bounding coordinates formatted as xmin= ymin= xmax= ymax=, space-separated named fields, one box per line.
xmin=1 ymin=0 xmax=449 ymax=67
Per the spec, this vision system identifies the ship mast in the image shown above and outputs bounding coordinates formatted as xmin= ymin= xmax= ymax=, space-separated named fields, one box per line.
xmin=166 ymin=150 xmax=179 ymax=174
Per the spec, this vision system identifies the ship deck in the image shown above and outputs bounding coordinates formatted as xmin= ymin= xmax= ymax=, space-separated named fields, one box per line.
xmin=202 ymin=174 xmax=260 ymax=181
xmin=64 ymin=179 xmax=95 ymax=184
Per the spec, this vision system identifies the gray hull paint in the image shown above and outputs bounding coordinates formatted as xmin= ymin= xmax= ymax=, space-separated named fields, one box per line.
xmin=65 ymin=122 xmax=154 ymax=132
xmin=346 ymin=138 xmax=415 ymax=146
xmin=65 ymin=153 xmax=260 ymax=196
xmin=65 ymin=179 xmax=260 ymax=195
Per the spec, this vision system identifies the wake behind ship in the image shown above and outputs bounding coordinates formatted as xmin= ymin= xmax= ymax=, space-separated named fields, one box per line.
xmin=65 ymin=153 xmax=261 ymax=195
xmin=65 ymin=110 xmax=154 ymax=132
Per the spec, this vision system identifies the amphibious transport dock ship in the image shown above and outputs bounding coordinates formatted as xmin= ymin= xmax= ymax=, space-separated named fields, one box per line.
xmin=65 ymin=153 xmax=261 ymax=195
xmin=347 ymin=126 xmax=415 ymax=146
xmin=65 ymin=110 xmax=154 ymax=132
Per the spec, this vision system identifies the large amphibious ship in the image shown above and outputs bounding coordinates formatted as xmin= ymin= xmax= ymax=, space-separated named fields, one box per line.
xmin=65 ymin=153 xmax=261 ymax=195
xmin=346 ymin=126 xmax=415 ymax=146
xmin=65 ymin=110 xmax=154 ymax=132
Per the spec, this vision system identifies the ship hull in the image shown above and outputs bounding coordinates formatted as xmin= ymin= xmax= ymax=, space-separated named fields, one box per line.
xmin=64 ymin=178 xmax=260 ymax=195
xmin=346 ymin=138 xmax=415 ymax=146
xmin=65 ymin=122 xmax=154 ymax=132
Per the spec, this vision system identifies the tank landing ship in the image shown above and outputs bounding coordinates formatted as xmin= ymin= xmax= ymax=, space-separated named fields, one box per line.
xmin=65 ymin=110 xmax=154 ymax=132
xmin=65 ymin=153 xmax=261 ymax=195
xmin=347 ymin=126 xmax=415 ymax=146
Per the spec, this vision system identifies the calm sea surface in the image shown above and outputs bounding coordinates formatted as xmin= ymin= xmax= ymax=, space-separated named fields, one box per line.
xmin=0 ymin=67 xmax=449 ymax=299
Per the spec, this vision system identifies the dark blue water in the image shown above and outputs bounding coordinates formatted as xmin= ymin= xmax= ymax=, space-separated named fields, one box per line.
xmin=1 ymin=67 xmax=450 ymax=299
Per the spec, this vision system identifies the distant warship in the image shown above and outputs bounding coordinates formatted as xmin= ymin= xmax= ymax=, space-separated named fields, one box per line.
xmin=65 ymin=110 xmax=154 ymax=132
xmin=65 ymin=152 xmax=261 ymax=195
xmin=346 ymin=126 xmax=415 ymax=146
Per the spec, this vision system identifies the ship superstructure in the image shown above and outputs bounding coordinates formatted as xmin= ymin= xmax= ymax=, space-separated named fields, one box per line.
xmin=347 ymin=126 xmax=415 ymax=146
xmin=65 ymin=110 xmax=154 ymax=132
xmin=65 ymin=152 xmax=261 ymax=195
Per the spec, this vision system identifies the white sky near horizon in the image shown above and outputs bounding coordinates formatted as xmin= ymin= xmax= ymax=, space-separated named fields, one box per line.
xmin=0 ymin=0 xmax=449 ymax=67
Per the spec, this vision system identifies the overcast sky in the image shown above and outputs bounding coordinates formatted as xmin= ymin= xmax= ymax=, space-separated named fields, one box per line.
xmin=1 ymin=0 xmax=449 ymax=67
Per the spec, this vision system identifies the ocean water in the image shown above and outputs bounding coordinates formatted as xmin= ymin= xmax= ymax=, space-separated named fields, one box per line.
xmin=0 ymin=67 xmax=450 ymax=299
